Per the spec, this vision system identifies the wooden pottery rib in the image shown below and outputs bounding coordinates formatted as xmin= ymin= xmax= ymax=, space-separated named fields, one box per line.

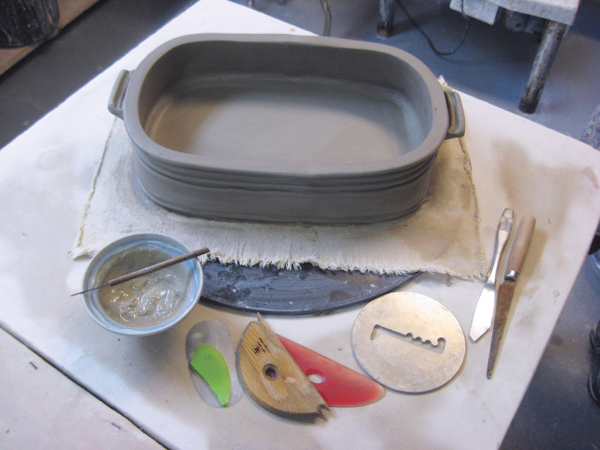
xmin=237 ymin=314 xmax=328 ymax=419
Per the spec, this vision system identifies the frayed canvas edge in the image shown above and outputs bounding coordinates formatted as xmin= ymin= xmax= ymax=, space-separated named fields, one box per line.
xmin=208 ymin=253 xmax=482 ymax=281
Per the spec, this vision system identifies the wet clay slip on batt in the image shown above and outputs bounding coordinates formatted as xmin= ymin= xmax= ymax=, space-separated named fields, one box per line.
xmin=108 ymin=34 xmax=465 ymax=224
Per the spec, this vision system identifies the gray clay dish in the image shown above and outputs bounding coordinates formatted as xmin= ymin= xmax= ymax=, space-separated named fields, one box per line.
xmin=109 ymin=34 xmax=464 ymax=224
xmin=133 ymin=152 xmax=433 ymax=224
xmin=133 ymin=147 xmax=437 ymax=193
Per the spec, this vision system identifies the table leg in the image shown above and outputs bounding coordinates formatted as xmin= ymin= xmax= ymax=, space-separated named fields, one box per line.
xmin=319 ymin=0 xmax=332 ymax=36
xmin=519 ymin=21 xmax=568 ymax=114
xmin=378 ymin=0 xmax=396 ymax=37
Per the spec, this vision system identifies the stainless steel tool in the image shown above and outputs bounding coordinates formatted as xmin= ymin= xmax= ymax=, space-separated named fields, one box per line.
xmin=469 ymin=209 xmax=513 ymax=342
xmin=352 ymin=292 xmax=466 ymax=393
xmin=487 ymin=215 xmax=536 ymax=379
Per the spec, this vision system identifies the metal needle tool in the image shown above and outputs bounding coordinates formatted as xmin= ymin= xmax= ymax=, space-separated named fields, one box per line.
xmin=486 ymin=216 xmax=536 ymax=379
xmin=469 ymin=208 xmax=514 ymax=342
xmin=71 ymin=247 xmax=210 ymax=296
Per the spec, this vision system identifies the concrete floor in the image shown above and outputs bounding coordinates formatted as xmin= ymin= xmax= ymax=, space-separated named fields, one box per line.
xmin=0 ymin=0 xmax=599 ymax=448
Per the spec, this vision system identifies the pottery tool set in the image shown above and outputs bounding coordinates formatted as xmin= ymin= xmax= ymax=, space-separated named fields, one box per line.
xmin=73 ymin=31 xmax=540 ymax=422
xmin=185 ymin=315 xmax=386 ymax=417
xmin=184 ymin=210 xmax=534 ymax=415
xmin=76 ymin=212 xmax=535 ymax=419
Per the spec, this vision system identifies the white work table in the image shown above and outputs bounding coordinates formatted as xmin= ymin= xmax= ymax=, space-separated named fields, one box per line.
xmin=1 ymin=0 xmax=599 ymax=449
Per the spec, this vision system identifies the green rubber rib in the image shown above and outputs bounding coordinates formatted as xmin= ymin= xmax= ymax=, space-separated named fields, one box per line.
xmin=190 ymin=344 xmax=231 ymax=407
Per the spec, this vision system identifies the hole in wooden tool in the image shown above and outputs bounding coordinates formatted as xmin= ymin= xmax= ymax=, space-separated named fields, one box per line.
xmin=263 ymin=364 xmax=279 ymax=381
xmin=370 ymin=324 xmax=446 ymax=354
xmin=308 ymin=373 xmax=325 ymax=384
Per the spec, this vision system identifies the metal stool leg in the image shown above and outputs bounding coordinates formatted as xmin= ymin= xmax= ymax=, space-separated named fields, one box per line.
xmin=319 ymin=0 xmax=332 ymax=36
xmin=378 ymin=0 xmax=395 ymax=37
xmin=519 ymin=21 xmax=568 ymax=114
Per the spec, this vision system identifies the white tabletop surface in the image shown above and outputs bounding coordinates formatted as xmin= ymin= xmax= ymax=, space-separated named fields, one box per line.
xmin=1 ymin=0 xmax=599 ymax=449
xmin=0 ymin=328 xmax=163 ymax=449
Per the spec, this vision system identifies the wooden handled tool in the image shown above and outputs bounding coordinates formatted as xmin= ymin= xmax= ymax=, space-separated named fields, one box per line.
xmin=487 ymin=216 xmax=536 ymax=379
xmin=71 ymin=247 xmax=210 ymax=296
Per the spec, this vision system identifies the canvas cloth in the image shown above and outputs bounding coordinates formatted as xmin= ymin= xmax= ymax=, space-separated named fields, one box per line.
xmin=72 ymin=120 xmax=486 ymax=279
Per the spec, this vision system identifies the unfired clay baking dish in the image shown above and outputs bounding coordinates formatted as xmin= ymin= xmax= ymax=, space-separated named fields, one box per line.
xmin=108 ymin=34 xmax=464 ymax=224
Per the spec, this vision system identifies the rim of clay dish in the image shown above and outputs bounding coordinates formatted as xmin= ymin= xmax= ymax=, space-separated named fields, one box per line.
xmin=122 ymin=34 xmax=449 ymax=179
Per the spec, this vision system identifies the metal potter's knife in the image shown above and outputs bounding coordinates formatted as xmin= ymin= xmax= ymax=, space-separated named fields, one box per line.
xmin=469 ymin=208 xmax=514 ymax=342
xmin=486 ymin=215 xmax=536 ymax=379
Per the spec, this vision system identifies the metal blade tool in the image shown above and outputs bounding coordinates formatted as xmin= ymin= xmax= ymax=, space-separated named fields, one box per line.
xmin=469 ymin=209 xmax=513 ymax=342
xmin=487 ymin=215 xmax=536 ymax=379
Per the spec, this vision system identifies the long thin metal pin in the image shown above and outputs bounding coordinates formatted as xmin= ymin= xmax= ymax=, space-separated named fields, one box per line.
xmin=71 ymin=247 xmax=210 ymax=297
